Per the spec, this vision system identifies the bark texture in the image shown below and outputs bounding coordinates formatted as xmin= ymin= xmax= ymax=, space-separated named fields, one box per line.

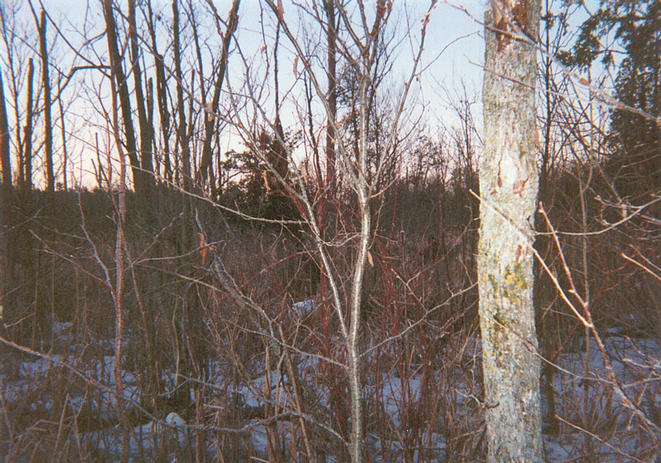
xmin=479 ymin=1 xmax=543 ymax=461
xmin=198 ymin=0 xmax=240 ymax=193
xmin=38 ymin=10 xmax=54 ymax=192
xmin=324 ymin=0 xmax=337 ymax=193
xmin=103 ymin=0 xmax=143 ymax=195
xmin=0 ymin=72 xmax=12 ymax=315
xmin=128 ymin=0 xmax=154 ymax=196
xmin=22 ymin=58 xmax=34 ymax=190
xmin=0 ymin=73 xmax=10 ymax=187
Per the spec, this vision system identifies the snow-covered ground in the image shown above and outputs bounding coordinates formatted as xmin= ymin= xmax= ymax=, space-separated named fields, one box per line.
xmin=1 ymin=316 xmax=659 ymax=461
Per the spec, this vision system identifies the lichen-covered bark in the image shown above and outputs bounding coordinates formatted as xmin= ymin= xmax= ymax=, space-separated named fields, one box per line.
xmin=479 ymin=1 xmax=543 ymax=461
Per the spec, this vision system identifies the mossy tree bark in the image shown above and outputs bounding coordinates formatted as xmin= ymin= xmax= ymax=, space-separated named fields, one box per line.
xmin=479 ymin=1 xmax=543 ymax=461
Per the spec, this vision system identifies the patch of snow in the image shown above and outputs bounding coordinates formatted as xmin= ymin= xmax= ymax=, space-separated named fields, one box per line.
xmin=2 ymin=308 xmax=659 ymax=462
xmin=165 ymin=412 xmax=185 ymax=427
xmin=291 ymin=299 xmax=315 ymax=318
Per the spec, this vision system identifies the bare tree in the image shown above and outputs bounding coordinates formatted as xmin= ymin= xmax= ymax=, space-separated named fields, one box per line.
xmin=324 ymin=0 xmax=337 ymax=193
xmin=0 ymin=71 xmax=12 ymax=324
xmin=171 ymin=0 xmax=190 ymax=191
xmin=216 ymin=2 xmax=434 ymax=461
xmin=128 ymin=0 xmax=154 ymax=200
xmin=3 ymin=1 xmax=658 ymax=461
xmin=37 ymin=9 xmax=54 ymax=192
xmin=102 ymin=0 xmax=146 ymax=196
xmin=145 ymin=0 xmax=172 ymax=183
xmin=478 ymin=0 xmax=543 ymax=461
xmin=197 ymin=0 xmax=240 ymax=195
xmin=0 ymin=73 xmax=10 ymax=189
xmin=0 ymin=1 xmax=29 ymax=190
xmin=21 ymin=58 xmax=34 ymax=191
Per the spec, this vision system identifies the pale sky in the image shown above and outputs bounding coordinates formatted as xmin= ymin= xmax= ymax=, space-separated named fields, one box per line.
xmin=3 ymin=0 xmax=487 ymax=188
xmin=4 ymin=0 xmax=603 ymax=189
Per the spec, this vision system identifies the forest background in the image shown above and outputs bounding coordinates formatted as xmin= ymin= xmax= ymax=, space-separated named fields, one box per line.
xmin=0 ymin=0 xmax=659 ymax=461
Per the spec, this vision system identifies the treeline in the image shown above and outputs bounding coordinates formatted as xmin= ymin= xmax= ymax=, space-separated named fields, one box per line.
xmin=0 ymin=0 xmax=659 ymax=461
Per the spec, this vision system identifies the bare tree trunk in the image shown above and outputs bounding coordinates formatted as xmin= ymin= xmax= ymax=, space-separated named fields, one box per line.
xmin=537 ymin=0 xmax=559 ymax=435
xmin=478 ymin=1 xmax=543 ymax=461
xmin=38 ymin=10 xmax=54 ymax=192
xmin=171 ymin=0 xmax=194 ymax=261
xmin=270 ymin=19 xmax=288 ymax=191
xmin=172 ymin=0 xmax=190 ymax=193
xmin=0 ymin=72 xmax=10 ymax=188
xmin=0 ymin=70 xmax=12 ymax=262
xmin=113 ymin=114 xmax=130 ymax=463
xmin=114 ymin=147 xmax=130 ymax=463
xmin=102 ymin=0 xmax=142 ymax=195
xmin=23 ymin=58 xmax=34 ymax=191
xmin=170 ymin=4 xmax=200 ymax=419
xmin=146 ymin=77 xmax=155 ymax=178
xmin=145 ymin=0 xmax=172 ymax=183
xmin=57 ymin=94 xmax=67 ymax=191
xmin=324 ymin=0 xmax=337 ymax=194
xmin=347 ymin=6 xmax=389 ymax=460
xmin=198 ymin=0 xmax=240 ymax=194
xmin=105 ymin=35 xmax=131 ymax=462
xmin=128 ymin=0 xmax=154 ymax=198
xmin=0 ymin=72 xmax=10 ymax=333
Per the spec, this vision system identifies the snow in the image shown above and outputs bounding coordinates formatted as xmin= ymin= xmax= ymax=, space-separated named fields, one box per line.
xmin=542 ymin=335 xmax=661 ymax=461
xmin=2 ymin=302 xmax=659 ymax=461
xmin=291 ymin=299 xmax=315 ymax=318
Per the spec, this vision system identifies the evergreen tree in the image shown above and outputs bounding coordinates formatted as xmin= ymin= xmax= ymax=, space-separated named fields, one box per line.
xmin=560 ymin=0 xmax=660 ymax=190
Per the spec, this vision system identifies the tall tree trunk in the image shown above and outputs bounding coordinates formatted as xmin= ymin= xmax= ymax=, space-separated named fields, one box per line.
xmin=172 ymin=0 xmax=193 ymax=256
xmin=0 ymin=74 xmax=10 ymax=188
xmin=197 ymin=0 xmax=240 ymax=194
xmin=324 ymin=0 xmax=337 ymax=193
xmin=145 ymin=0 xmax=172 ymax=183
xmin=128 ymin=0 xmax=154 ymax=198
xmin=537 ymin=0 xmax=559 ymax=435
xmin=479 ymin=1 xmax=543 ymax=461
xmin=23 ymin=58 xmax=34 ymax=191
xmin=57 ymin=94 xmax=67 ymax=191
xmin=271 ymin=18 xmax=288 ymax=187
xmin=0 ymin=72 xmax=13 ymax=330
xmin=109 ymin=70 xmax=131 ymax=462
xmin=38 ymin=10 xmax=54 ymax=192
xmin=172 ymin=0 xmax=191 ymax=193
xmin=102 ymin=0 xmax=142 ymax=195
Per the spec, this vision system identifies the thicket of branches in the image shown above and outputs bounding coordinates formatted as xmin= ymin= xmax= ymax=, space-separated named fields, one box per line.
xmin=0 ymin=0 xmax=658 ymax=461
